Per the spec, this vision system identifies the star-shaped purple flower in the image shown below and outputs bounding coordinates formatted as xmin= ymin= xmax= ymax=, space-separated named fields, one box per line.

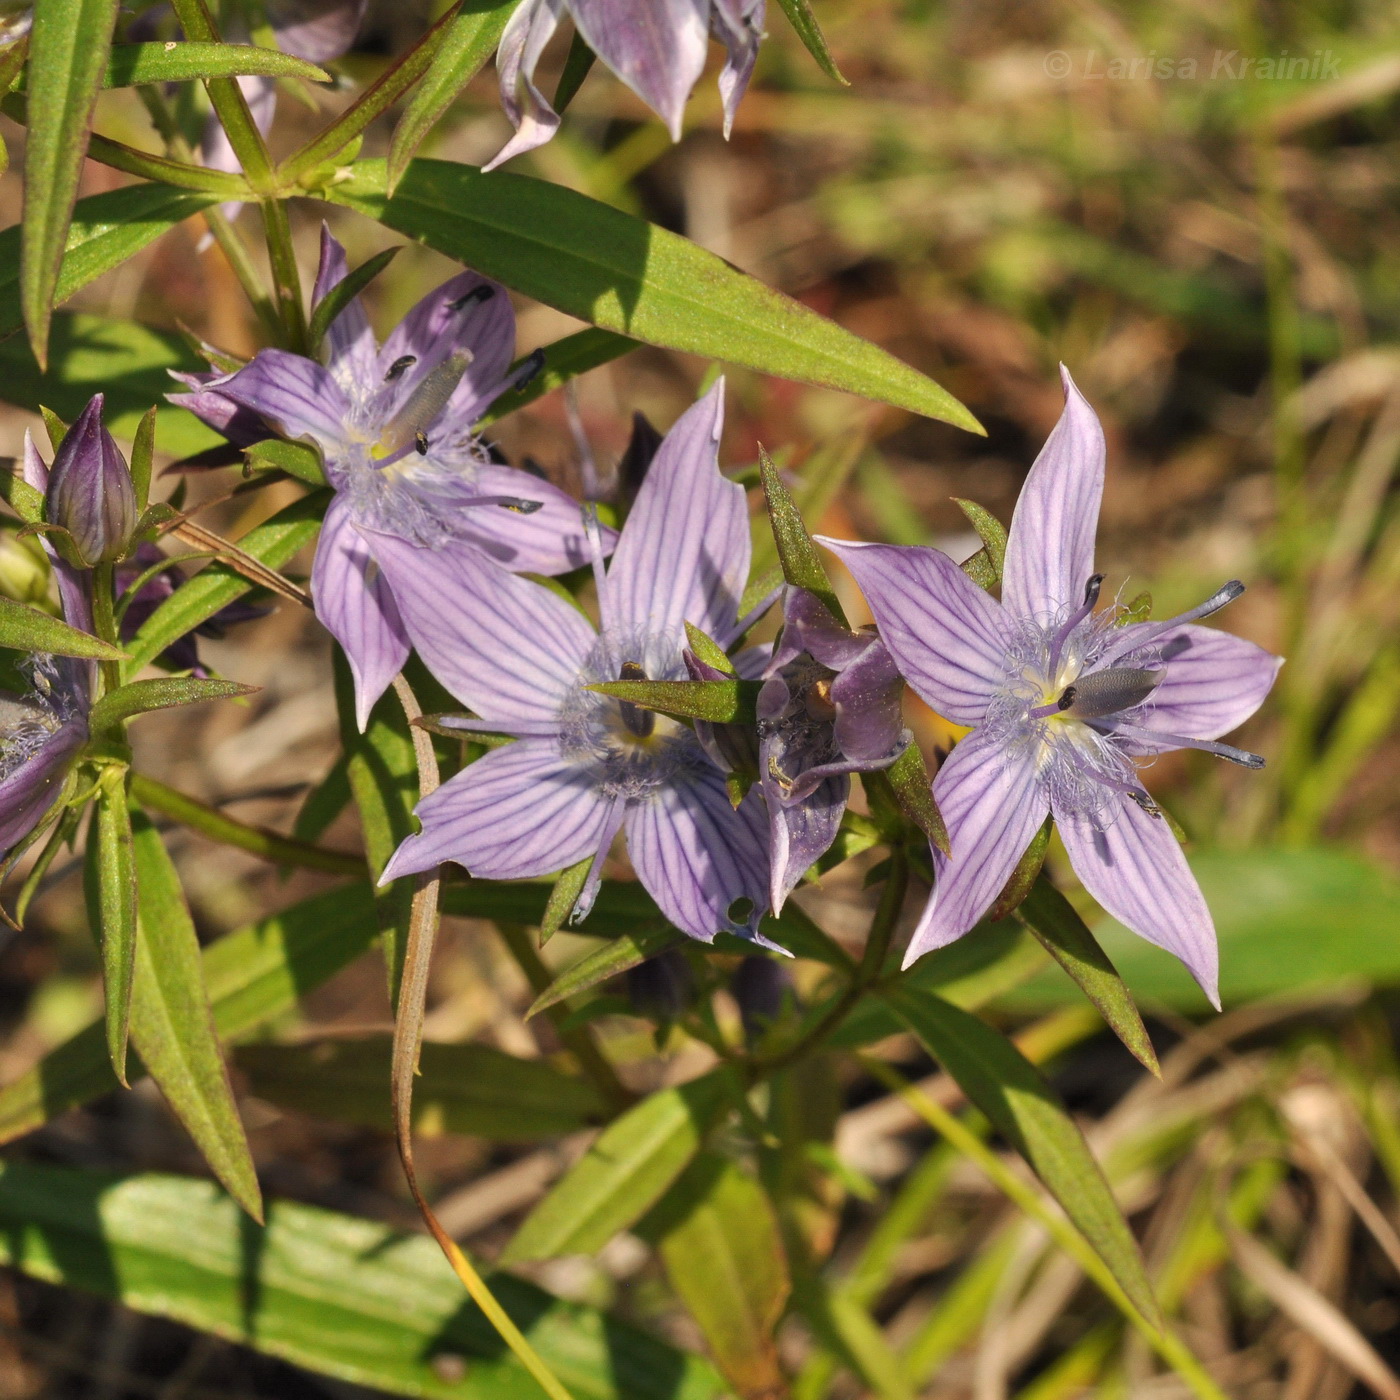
xmin=371 ymin=380 xmax=774 ymax=945
xmin=487 ymin=0 xmax=764 ymax=170
xmin=758 ymin=587 xmax=908 ymax=912
xmin=171 ymin=227 xmax=606 ymax=729
xmin=820 ymin=368 xmax=1283 ymax=1005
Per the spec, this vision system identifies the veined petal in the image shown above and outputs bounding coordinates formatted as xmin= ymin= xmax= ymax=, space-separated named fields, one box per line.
xmin=904 ymin=736 xmax=1048 ymax=967
xmin=711 ymin=0 xmax=763 ymax=137
xmin=1118 ymin=622 xmax=1283 ymax=742
xmin=1001 ymin=365 xmax=1105 ymax=622
xmin=818 ymin=538 xmax=1013 ymax=727
xmin=311 ymin=223 xmax=377 ymax=388
xmin=381 ymin=739 xmax=607 ymax=882
xmin=830 ymin=637 xmax=905 ymax=763
xmin=312 ymin=497 xmax=409 ymax=730
xmin=483 ymin=0 xmax=566 ymax=171
xmin=0 ymin=719 xmax=84 ymax=856
xmin=214 ymin=350 xmax=353 ymax=449
xmin=1058 ymin=799 xmax=1219 ymax=1008
xmin=569 ymin=0 xmax=709 ymax=139
xmin=625 ymin=768 xmax=771 ymax=943
xmin=363 ymin=528 xmax=595 ymax=725
xmin=604 ymin=380 xmax=749 ymax=646
xmin=375 ymin=272 xmax=516 ymax=430
xmin=767 ymin=771 xmax=846 ymax=913
xmin=399 ymin=462 xmax=611 ymax=576
xmin=166 ymin=372 xmax=271 ymax=448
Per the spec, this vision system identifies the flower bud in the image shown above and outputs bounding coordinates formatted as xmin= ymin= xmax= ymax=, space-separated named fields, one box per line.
xmin=0 ymin=532 xmax=51 ymax=606
xmin=45 ymin=395 xmax=138 ymax=566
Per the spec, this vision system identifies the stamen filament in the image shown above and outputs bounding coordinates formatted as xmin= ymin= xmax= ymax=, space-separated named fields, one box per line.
xmin=581 ymin=503 xmax=609 ymax=601
xmin=1104 ymin=721 xmax=1265 ymax=768
xmin=1062 ymin=747 xmax=1161 ymax=815
xmin=1096 ymin=580 xmax=1245 ymax=668
xmin=1046 ymin=574 xmax=1103 ymax=677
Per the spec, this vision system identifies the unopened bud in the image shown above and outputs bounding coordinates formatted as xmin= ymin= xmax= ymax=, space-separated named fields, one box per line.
xmin=731 ymin=956 xmax=792 ymax=1043
xmin=625 ymin=949 xmax=694 ymax=1023
xmin=0 ymin=532 xmax=51 ymax=606
xmin=45 ymin=395 xmax=138 ymax=566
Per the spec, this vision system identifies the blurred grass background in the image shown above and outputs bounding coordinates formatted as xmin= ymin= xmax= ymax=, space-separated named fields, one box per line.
xmin=1 ymin=0 xmax=1400 ymax=1396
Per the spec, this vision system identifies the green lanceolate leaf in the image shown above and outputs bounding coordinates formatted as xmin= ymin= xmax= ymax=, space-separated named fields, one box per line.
xmin=986 ymin=817 xmax=1051 ymax=923
xmin=875 ymin=742 xmax=949 ymax=855
xmin=882 ymin=984 xmax=1159 ymax=1324
xmin=528 ymin=924 xmax=685 ymax=1018
xmin=0 ymin=882 xmax=380 ymax=1148
xmin=441 ymin=877 xmax=666 ymax=936
xmin=385 ymin=0 xmax=515 ymax=194
xmin=0 ymin=1162 xmax=727 ymax=1400
xmin=504 ymin=1068 xmax=739 ymax=1263
xmin=953 ymin=498 xmax=1007 ymax=585
xmin=553 ymin=28 xmax=596 ymax=112
xmin=759 ymin=445 xmax=844 ymax=621
xmin=237 ymin=1036 xmax=606 ymax=1139
xmin=101 ymin=40 xmax=329 ymax=86
xmin=86 ymin=781 xmax=138 ymax=1084
xmin=125 ymin=491 xmax=327 ymax=670
xmin=773 ymin=0 xmax=848 ymax=84
xmin=589 ymin=677 xmax=760 ymax=725
xmin=89 ymin=677 xmax=256 ymax=730
xmin=242 ymin=436 xmax=328 ymax=485
xmin=540 ymin=856 xmax=592 ymax=943
xmin=1017 ymin=876 xmax=1159 ymax=1077
xmin=307 ymin=246 xmax=399 ymax=354
xmin=0 ymin=594 xmax=127 ymax=658
xmin=127 ymin=808 xmax=262 ymax=1219
xmin=128 ymin=404 xmax=156 ymax=511
xmin=19 ymin=0 xmax=120 ymax=364
xmin=478 ymin=328 xmax=638 ymax=426
xmin=0 ymin=466 xmax=45 ymax=523
xmin=645 ymin=1153 xmax=792 ymax=1400
xmin=0 ymin=184 xmax=217 ymax=340
xmin=325 ymin=160 xmax=982 ymax=431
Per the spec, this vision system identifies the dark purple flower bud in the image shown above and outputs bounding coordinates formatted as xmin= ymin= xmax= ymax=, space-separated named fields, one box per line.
xmin=759 ymin=588 xmax=909 ymax=912
xmin=45 ymin=395 xmax=138 ymax=566
xmin=625 ymin=949 xmax=695 ymax=1023
xmin=730 ymin=955 xmax=792 ymax=1043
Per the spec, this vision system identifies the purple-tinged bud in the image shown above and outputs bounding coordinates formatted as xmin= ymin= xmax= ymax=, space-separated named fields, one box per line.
xmin=45 ymin=395 xmax=138 ymax=566
xmin=731 ymin=955 xmax=792 ymax=1044
xmin=625 ymin=949 xmax=695 ymax=1024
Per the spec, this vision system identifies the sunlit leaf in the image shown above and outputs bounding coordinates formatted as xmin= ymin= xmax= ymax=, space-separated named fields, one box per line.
xmin=88 ymin=677 xmax=255 ymax=729
xmin=527 ymin=925 xmax=684 ymax=1018
xmin=84 ymin=782 xmax=137 ymax=1083
xmin=100 ymin=40 xmax=329 ymax=86
xmin=0 ymin=594 xmax=126 ymax=658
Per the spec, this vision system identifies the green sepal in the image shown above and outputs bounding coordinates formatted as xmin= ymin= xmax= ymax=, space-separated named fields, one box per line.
xmin=589 ymin=677 xmax=761 ymax=725
xmin=758 ymin=446 xmax=845 ymax=623
xmin=85 ymin=771 xmax=138 ymax=1086
xmin=128 ymin=405 xmax=156 ymax=513
xmin=684 ymin=620 xmax=735 ymax=675
xmin=0 ymin=468 xmax=46 ymax=524
xmin=553 ymin=29 xmax=596 ymax=113
xmin=39 ymin=404 xmax=68 ymax=450
xmin=539 ymin=856 xmax=591 ymax=944
xmin=306 ymin=245 xmax=399 ymax=355
xmin=870 ymin=741 xmax=949 ymax=855
xmin=242 ymin=438 xmax=327 ymax=486
xmin=953 ymin=497 xmax=1006 ymax=585
xmin=526 ymin=924 xmax=684 ymax=1019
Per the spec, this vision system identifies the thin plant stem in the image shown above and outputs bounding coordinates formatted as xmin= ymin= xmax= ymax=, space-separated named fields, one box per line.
xmin=258 ymin=198 xmax=309 ymax=353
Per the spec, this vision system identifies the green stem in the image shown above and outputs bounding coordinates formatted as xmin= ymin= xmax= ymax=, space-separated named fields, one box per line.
xmin=277 ymin=2 xmax=461 ymax=182
xmin=128 ymin=773 xmax=364 ymax=876
xmin=259 ymin=198 xmax=309 ymax=353
xmin=496 ymin=920 xmax=633 ymax=1113
xmin=89 ymin=564 xmax=123 ymax=702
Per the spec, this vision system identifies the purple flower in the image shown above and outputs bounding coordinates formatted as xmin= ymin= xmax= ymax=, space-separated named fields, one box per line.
xmin=486 ymin=0 xmax=764 ymax=170
xmin=819 ymin=369 xmax=1283 ymax=1006
xmin=757 ymin=587 xmax=908 ymax=912
xmin=3 ymin=435 xmax=98 ymax=861
xmin=171 ymin=226 xmax=606 ymax=729
xmin=45 ymin=395 xmax=138 ymax=567
xmin=370 ymin=380 xmax=775 ymax=946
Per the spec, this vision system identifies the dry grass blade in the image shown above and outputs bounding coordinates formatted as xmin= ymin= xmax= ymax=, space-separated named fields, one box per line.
xmin=386 ymin=675 xmax=576 ymax=1400
xmin=169 ymin=519 xmax=311 ymax=607
xmin=1223 ymin=1220 xmax=1400 ymax=1400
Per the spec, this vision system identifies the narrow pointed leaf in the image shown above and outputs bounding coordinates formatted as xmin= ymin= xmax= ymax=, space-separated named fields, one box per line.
xmin=684 ymin=621 xmax=735 ymax=675
xmin=236 ymin=1036 xmax=606 ymax=1139
xmin=385 ymin=0 xmax=515 ymax=194
xmin=326 ymin=160 xmax=982 ymax=431
xmin=953 ymin=498 xmax=1007 ymax=583
xmin=645 ymin=1153 xmax=791 ymax=1400
xmin=1017 ymin=876 xmax=1159 ymax=1076
xmin=0 ymin=882 xmax=380 ymax=1148
xmin=986 ymin=817 xmax=1051 ymax=922
xmin=874 ymin=743 xmax=948 ymax=855
xmin=503 ymin=1069 xmax=738 ymax=1263
xmin=774 ymin=0 xmax=848 ymax=84
xmin=882 ymin=983 xmax=1159 ymax=1324
xmin=128 ymin=404 xmax=156 ymax=511
xmin=759 ymin=446 xmax=845 ymax=621
xmin=101 ymin=40 xmax=329 ymax=86
xmin=307 ymin=246 xmax=399 ymax=354
xmin=589 ymin=677 xmax=760 ymax=724
xmin=124 ymin=491 xmax=327 ymax=670
xmin=20 ymin=0 xmax=120 ymax=363
xmin=89 ymin=677 xmax=256 ymax=730
xmin=478 ymin=328 xmax=637 ymax=425
xmin=0 ymin=468 xmax=45 ymax=523
xmin=85 ymin=785 xmax=138 ymax=1084
xmin=242 ymin=436 xmax=327 ymax=485
xmin=553 ymin=29 xmax=596 ymax=113
xmin=127 ymin=807 xmax=262 ymax=1219
xmin=292 ymin=751 xmax=353 ymax=845
xmin=540 ymin=856 xmax=592 ymax=943
xmin=0 ymin=1162 xmax=727 ymax=1400
xmin=527 ymin=925 xmax=685 ymax=1018
xmin=0 ymin=594 xmax=127 ymax=658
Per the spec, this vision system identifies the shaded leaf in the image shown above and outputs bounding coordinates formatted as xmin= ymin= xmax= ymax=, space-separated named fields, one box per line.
xmin=127 ymin=807 xmax=262 ymax=1219
xmin=0 ymin=1162 xmax=726 ymax=1400
xmin=89 ymin=677 xmax=255 ymax=730
xmin=882 ymin=983 xmax=1158 ymax=1323
xmin=773 ymin=0 xmax=847 ymax=84
xmin=307 ymin=246 xmax=399 ymax=355
xmin=20 ymin=0 xmax=120 ymax=363
xmin=85 ymin=783 xmax=137 ymax=1084
xmin=385 ymin=0 xmax=515 ymax=194
xmin=326 ymin=160 xmax=981 ymax=430
xmin=590 ymin=677 xmax=760 ymax=724
xmin=239 ymin=1036 xmax=605 ymax=1139
xmin=952 ymin=498 xmax=1006 ymax=584
xmin=478 ymin=328 xmax=637 ymax=425
xmin=243 ymin=436 xmax=328 ymax=486
xmin=0 ymin=594 xmax=126 ymax=658
xmin=504 ymin=1069 xmax=738 ymax=1263
xmin=528 ymin=925 xmax=685 ymax=1018
xmin=1017 ymin=876 xmax=1159 ymax=1076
